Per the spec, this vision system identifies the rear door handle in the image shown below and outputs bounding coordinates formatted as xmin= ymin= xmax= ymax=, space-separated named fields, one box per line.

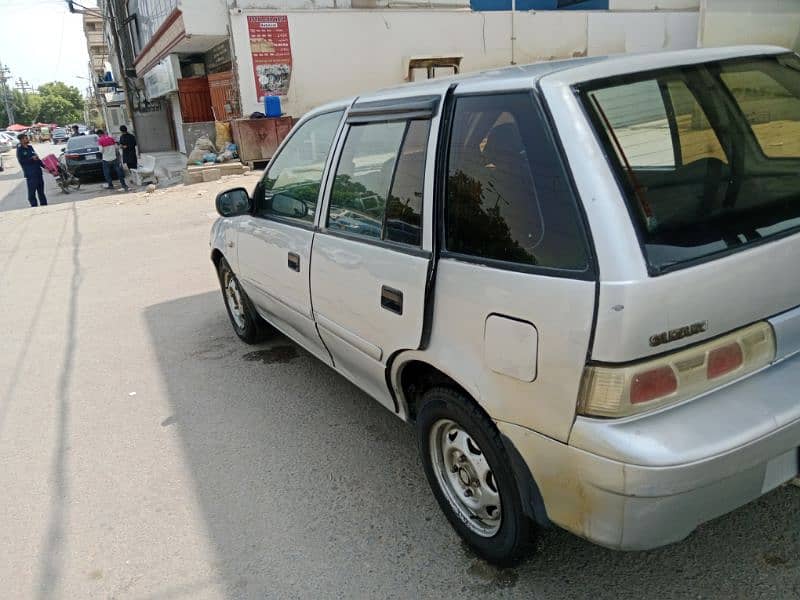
xmin=288 ymin=252 xmax=300 ymax=272
xmin=380 ymin=286 xmax=403 ymax=315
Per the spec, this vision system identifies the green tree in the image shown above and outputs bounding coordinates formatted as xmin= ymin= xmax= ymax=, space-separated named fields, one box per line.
xmin=0 ymin=89 xmax=42 ymax=127
xmin=38 ymin=94 xmax=80 ymax=125
xmin=38 ymin=81 xmax=83 ymax=111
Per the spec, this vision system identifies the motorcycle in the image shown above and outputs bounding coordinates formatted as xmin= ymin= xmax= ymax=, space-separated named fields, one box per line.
xmin=42 ymin=154 xmax=81 ymax=194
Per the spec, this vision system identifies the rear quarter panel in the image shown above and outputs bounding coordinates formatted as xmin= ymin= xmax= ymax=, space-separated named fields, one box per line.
xmin=400 ymin=259 xmax=596 ymax=443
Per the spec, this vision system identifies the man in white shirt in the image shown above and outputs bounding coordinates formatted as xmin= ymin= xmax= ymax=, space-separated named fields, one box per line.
xmin=96 ymin=129 xmax=129 ymax=192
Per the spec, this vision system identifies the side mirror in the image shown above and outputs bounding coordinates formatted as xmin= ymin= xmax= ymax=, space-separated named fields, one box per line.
xmin=271 ymin=193 xmax=309 ymax=219
xmin=60 ymin=148 xmax=65 ymax=153
xmin=216 ymin=187 xmax=252 ymax=217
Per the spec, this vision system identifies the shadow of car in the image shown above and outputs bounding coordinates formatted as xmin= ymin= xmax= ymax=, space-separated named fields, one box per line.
xmin=60 ymin=134 xmax=104 ymax=179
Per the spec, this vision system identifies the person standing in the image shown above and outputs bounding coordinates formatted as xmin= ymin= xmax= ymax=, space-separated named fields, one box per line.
xmin=16 ymin=133 xmax=48 ymax=207
xmin=96 ymin=129 xmax=128 ymax=192
xmin=118 ymin=125 xmax=138 ymax=171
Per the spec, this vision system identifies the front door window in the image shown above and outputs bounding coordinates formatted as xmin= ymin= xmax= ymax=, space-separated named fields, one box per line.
xmin=255 ymin=110 xmax=344 ymax=225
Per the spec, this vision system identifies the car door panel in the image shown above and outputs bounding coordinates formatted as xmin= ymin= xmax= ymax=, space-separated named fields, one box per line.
xmin=234 ymin=109 xmax=346 ymax=364
xmin=311 ymin=235 xmax=430 ymax=410
xmin=309 ymin=103 xmax=438 ymax=411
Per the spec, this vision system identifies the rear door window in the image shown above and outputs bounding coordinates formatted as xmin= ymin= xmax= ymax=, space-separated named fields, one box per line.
xmin=581 ymin=54 xmax=800 ymax=273
xmin=444 ymin=93 xmax=590 ymax=272
xmin=67 ymin=135 xmax=99 ymax=150
xmin=327 ymin=119 xmax=429 ymax=246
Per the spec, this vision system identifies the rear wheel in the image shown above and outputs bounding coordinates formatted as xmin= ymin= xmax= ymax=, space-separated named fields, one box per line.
xmin=417 ymin=387 xmax=533 ymax=565
xmin=217 ymin=257 xmax=269 ymax=344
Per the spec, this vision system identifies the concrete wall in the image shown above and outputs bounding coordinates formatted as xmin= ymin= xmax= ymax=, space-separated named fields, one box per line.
xmin=180 ymin=0 xmax=229 ymax=36
xmin=699 ymin=0 xmax=800 ymax=51
xmin=230 ymin=9 xmax=699 ymax=117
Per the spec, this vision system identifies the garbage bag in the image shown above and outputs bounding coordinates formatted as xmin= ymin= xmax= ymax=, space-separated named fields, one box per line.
xmin=215 ymin=122 xmax=232 ymax=152
xmin=193 ymin=134 xmax=216 ymax=153
xmin=188 ymin=147 xmax=206 ymax=164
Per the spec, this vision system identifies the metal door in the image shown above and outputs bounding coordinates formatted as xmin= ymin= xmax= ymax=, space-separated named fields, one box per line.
xmin=310 ymin=97 xmax=440 ymax=410
xmin=208 ymin=71 xmax=240 ymax=120
xmin=178 ymin=76 xmax=213 ymax=123
xmin=133 ymin=101 xmax=176 ymax=152
xmin=235 ymin=109 xmax=345 ymax=364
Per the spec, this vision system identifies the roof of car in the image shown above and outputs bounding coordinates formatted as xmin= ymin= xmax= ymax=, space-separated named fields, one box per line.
xmin=354 ymin=45 xmax=791 ymax=102
xmin=303 ymin=45 xmax=792 ymax=121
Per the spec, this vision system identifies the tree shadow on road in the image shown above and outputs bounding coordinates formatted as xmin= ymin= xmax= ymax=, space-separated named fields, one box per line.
xmin=143 ymin=292 xmax=800 ymax=600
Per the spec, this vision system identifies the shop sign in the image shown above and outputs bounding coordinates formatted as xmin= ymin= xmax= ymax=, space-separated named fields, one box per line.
xmin=144 ymin=58 xmax=178 ymax=100
xmin=205 ymin=41 xmax=232 ymax=74
xmin=248 ymin=15 xmax=292 ymax=99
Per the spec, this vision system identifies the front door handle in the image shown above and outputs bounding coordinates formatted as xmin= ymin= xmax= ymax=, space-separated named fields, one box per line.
xmin=380 ymin=286 xmax=403 ymax=315
xmin=287 ymin=252 xmax=300 ymax=272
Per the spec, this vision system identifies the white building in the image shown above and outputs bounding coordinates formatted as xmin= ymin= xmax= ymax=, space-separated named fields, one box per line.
xmin=125 ymin=0 xmax=800 ymax=154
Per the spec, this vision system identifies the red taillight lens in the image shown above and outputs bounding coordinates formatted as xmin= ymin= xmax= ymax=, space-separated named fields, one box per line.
xmin=65 ymin=153 xmax=80 ymax=159
xmin=707 ymin=342 xmax=743 ymax=379
xmin=630 ymin=366 xmax=677 ymax=404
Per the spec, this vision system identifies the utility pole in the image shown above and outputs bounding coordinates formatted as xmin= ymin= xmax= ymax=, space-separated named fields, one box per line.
xmin=67 ymin=0 xmax=135 ymax=130
xmin=0 ymin=61 xmax=15 ymax=125
xmin=15 ymin=78 xmax=33 ymax=98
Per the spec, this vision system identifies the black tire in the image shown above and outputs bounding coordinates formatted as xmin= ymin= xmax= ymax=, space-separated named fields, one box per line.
xmin=417 ymin=387 xmax=534 ymax=565
xmin=217 ymin=257 xmax=269 ymax=344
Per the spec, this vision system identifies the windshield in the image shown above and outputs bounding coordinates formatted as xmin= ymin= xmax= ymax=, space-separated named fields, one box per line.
xmin=67 ymin=135 xmax=99 ymax=150
xmin=581 ymin=53 xmax=800 ymax=273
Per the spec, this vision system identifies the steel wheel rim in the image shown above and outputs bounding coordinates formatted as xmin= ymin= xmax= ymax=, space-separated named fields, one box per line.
xmin=429 ymin=418 xmax=501 ymax=537
xmin=224 ymin=271 xmax=246 ymax=329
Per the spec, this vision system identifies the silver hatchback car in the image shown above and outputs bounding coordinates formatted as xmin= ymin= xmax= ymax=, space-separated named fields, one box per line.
xmin=211 ymin=45 xmax=800 ymax=564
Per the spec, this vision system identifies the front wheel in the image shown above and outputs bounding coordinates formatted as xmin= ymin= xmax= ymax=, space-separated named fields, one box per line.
xmin=417 ymin=387 xmax=533 ymax=565
xmin=217 ymin=257 xmax=269 ymax=344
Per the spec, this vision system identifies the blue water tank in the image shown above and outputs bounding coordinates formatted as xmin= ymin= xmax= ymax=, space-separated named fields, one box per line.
xmin=264 ymin=95 xmax=282 ymax=118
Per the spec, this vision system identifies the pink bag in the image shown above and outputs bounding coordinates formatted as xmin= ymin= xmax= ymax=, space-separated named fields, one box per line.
xmin=41 ymin=154 xmax=60 ymax=176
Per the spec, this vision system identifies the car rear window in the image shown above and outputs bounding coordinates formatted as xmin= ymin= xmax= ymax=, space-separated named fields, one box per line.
xmin=580 ymin=53 xmax=800 ymax=273
xmin=67 ymin=135 xmax=99 ymax=150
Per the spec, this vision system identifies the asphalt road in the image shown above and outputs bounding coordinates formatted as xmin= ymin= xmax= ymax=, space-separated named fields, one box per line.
xmin=0 ymin=178 xmax=798 ymax=599
xmin=0 ymin=141 xmax=129 ymax=212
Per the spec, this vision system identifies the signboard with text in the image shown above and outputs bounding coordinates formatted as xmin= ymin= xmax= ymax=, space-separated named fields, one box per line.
xmin=248 ymin=15 xmax=293 ymax=100
xmin=143 ymin=58 xmax=178 ymax=100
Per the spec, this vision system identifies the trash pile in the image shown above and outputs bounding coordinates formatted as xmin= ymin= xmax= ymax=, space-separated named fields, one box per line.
xmin=187 ymin=121 xmax=239 ymax=165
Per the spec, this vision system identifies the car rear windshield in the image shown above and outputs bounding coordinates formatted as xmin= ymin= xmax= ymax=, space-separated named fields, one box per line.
xmin=67 ymin=135 xmax=99 ymax=150
xmin=580 ymin=53 xmax=800 ymax=273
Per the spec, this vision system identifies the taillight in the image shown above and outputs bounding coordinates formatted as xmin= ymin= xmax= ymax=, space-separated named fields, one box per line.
xmin=578 ymin=322 xmax=775 ymax=418
xmin=630 ymin=366 xmax=677 ymax=404
xmin=65 ymin=153 xmax=80 ymax=159
xmin=707 ymin=342 xmax=744 ymax=379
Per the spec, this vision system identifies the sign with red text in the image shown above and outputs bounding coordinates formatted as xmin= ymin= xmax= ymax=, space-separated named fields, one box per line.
xmin=248 ymin=15 xmax=292 ymax=99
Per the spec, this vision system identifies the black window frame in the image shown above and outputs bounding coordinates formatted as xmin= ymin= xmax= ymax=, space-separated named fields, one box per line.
xmin=438 ymin=89 xmax=596 ymax=281
xmin=320 ymin=115 xmax=433 ymax=259
xmin=251 ymin=108 xmax=346 ymax=231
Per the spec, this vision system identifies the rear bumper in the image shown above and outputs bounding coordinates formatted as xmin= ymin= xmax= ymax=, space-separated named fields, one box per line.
xmin=499 ymin=351 xmax=800 ymax=550
xmin=70 ymin=161 xmax=103 ymax=176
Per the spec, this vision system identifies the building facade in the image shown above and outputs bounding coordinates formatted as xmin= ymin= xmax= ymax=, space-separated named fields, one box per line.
xmin=89 ymin=0 xmax=800 ymax=157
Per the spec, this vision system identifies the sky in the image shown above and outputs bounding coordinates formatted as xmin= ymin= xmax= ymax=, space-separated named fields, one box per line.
xmin=0 ymin=0 xmax=98 ymax=98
